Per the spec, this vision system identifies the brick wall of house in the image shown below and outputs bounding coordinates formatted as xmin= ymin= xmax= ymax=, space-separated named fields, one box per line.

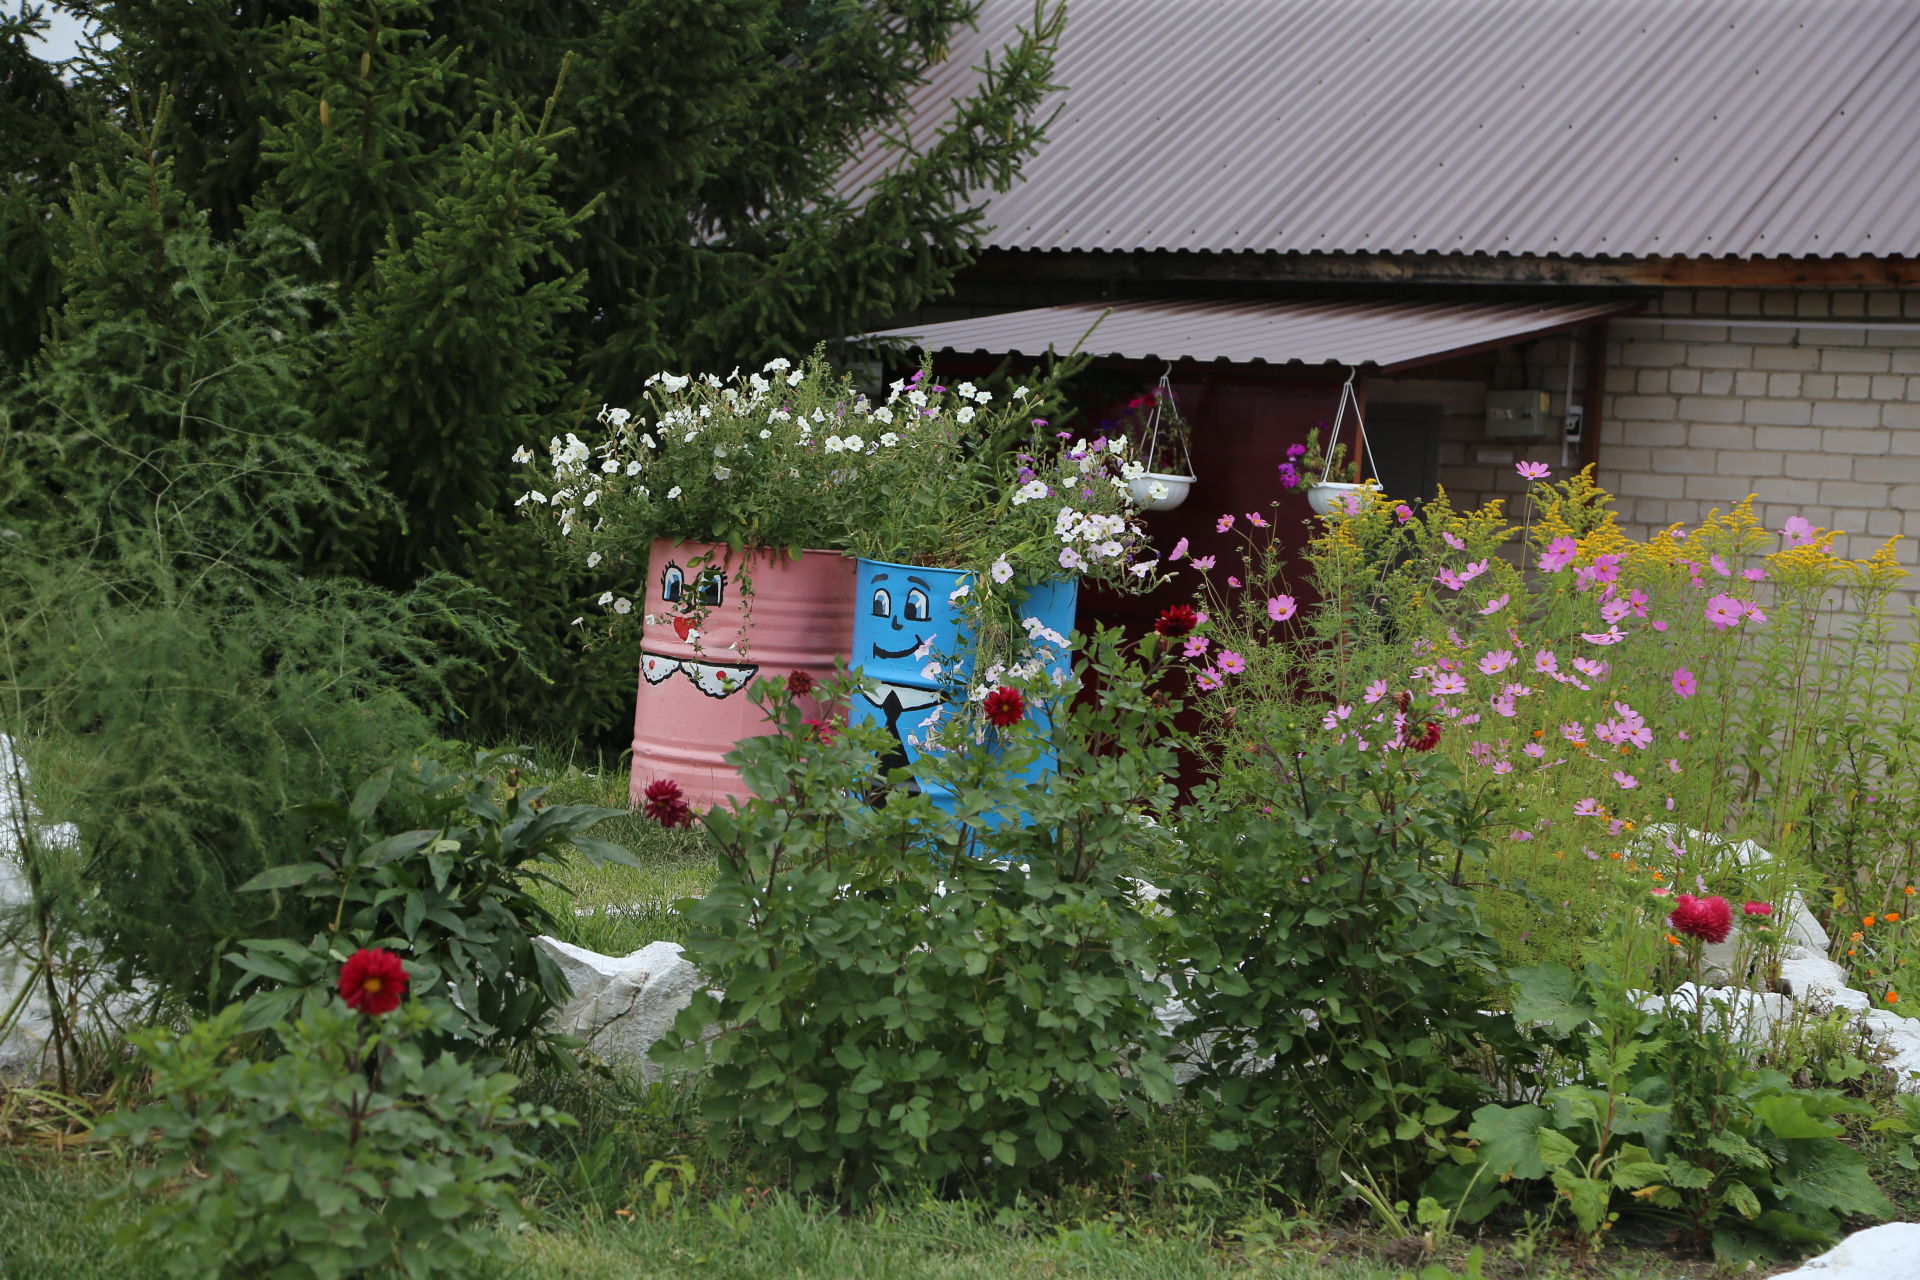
xmin=1369 ymin=288 xmax=1920 ymax=615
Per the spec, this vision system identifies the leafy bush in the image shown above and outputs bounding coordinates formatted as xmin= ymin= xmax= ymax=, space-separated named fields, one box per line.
xmin=97 ymin=981 xmax=567 ymax=1279
xmin=1163 ymin=734 xmax=1523 ymax=1196
xmin=657 ymin=629 xmax=1182 ymax=1195
xmin=1456 ymin=959 xmax=1893 ymax=1262
xmin=229 ymin=751 xmax=638 ymax=1061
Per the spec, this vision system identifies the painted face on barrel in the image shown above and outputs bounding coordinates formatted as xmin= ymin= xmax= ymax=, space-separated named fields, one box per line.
xmin=866 ymin=572 xmax=932 ymax=660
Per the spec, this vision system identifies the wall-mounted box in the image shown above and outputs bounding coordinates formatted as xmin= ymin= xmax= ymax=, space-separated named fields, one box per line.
xmin=1485 ymin=389 xmax=1553 ymax=440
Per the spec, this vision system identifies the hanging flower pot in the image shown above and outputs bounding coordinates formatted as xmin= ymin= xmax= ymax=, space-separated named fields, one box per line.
xmin=629 ymin=539 xmax=856 ymax=811
xmin=1128 ymin=471 xmax=1195 ymax=512
xmin=847 ymin=557 xmax=1077 ymax=820
xmin=1306 ymin=479 xmax=1380 ymax=517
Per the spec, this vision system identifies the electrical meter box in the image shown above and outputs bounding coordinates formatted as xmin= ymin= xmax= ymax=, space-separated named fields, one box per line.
xmin=1485 ymin=389 xmax=1553 ymax=440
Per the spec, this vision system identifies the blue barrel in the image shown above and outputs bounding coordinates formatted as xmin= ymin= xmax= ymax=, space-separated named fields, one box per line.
xmin=848 ymin=557 xmax=1078 ymax=819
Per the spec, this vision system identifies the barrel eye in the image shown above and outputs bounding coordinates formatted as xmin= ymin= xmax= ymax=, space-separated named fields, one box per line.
xmin=904 ymin=588 xmax=930 ymax=622
xmin=870 ymin=588 xmax=892 ymax=618
xmin=695 ymin=569 xmax=726 ymax=607
xmin=660 ymin=563 xmax=684 ymax=602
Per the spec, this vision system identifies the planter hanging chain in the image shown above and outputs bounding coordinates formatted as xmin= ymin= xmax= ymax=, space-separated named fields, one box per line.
xmin=1320 ymin=367 xmax=1383 ymax=485
xmin=1142 ymin=364 xmax=1189 ymax=476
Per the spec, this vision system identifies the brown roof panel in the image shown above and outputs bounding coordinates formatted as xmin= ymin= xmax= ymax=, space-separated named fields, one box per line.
xmin=839 ymin=0 xmax=1920 ymax=259
xmin=861 ymin=297 xmax=1638 ymax=370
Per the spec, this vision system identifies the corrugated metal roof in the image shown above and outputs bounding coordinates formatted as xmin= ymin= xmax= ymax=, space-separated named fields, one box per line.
xmin=839 ymin=0 xmax=1920 ymax=260
xmin=861 ymin=297 xmax=1636 ymax=369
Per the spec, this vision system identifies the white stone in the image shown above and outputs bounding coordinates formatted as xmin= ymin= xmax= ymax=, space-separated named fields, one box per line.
xmin=535 ymin=936 xmax=706 ymax=1080
xmin=1786 ymin=890 xmax=1831 ymax=951
xmin=1772 ymin=1222 xmax=1920 ymax=1279
xmin=1780 ymin=944 xmax=1854 ymax=1000
xmin=1634 ymin=984 xmax=1788 ymax=1044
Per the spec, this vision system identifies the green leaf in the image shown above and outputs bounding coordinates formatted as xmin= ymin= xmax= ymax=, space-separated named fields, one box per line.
xmin=1775 ymin=1138 xmax=1895 ymax=1220
xmin=1466 ymin=1104 xmax=1551 ymax=1180
xmin=238 ymin=862 xmax=336 ymax=894
xmin=1752 ymin=1094 xmax=1841 ymax=1140
xmin=1506 ymin=963 xmax=1594 ymax=1037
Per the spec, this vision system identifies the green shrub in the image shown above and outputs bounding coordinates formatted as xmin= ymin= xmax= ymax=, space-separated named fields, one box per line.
xmin=1163 ymin=734 xmax=1522 ymax=1197
xmin=228 ymin=751 xmax=638 ymax=1062
xmin=657 ymin=629 xmax=1182 ymax=1196
xmin=97 ymin=986 xmax=567 ymax=1279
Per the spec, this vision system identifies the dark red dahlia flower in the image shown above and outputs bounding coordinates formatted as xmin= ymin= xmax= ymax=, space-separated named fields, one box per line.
xmin=1154 ymin=605 xmax=1200 ymax=637
xmin=338 ymin=948 xmax=408 ymax=1016
xmin=643 ymin=778 xmax=695 ymax=828
xmin=982 ymin=686 xmax=1026 ymax=728
xmin=787 ymin=669 xmax=817 ymax=697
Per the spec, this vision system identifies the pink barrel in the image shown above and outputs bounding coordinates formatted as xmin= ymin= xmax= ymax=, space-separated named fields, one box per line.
xmin=629 ymin=539 xmax=856 ymax=811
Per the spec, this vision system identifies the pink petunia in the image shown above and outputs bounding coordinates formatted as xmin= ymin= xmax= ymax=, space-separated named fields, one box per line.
xmin=1267 ymin=594 xmax=1297 ymax=622
xmin=1670 ymin=668 xmax=1697 ymax=698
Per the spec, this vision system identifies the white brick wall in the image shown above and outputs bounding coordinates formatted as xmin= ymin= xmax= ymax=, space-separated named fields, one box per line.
xmin=1368 ymin=287 xmax=1920 ymax=618
xmin=1600 ymin=288 xmax=1920 ymax=615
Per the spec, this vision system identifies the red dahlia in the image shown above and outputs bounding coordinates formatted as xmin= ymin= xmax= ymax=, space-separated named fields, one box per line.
xmin=982 ymin=686 xmax=1026 ymax=728
xmin=338 ymin=948 xmax=408 ymax=1016
xmin=787 ymin=669 xmax=817 ymax=697
xmin=1407 ymin=720 xmax=1442 ymax=752
xmin=643 ymin=778 xmax=695 ymax=828
xmin=1669 ymin=893 xmax=1733 ymax=944
xmin=1154 ymin=605 xmax=1200 ymax=637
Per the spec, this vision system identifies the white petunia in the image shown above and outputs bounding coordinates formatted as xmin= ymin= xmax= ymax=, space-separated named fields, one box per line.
xmin=597 ymin=591 xmax=615 ymax=605
xmin=601 ymin=459 xmax=619 ymax=473
xmin=824 ymin=436 xmax=844 ymax=453
xmin=764 ymin=357 xmax=792 ymax=371
xmin=879 ymin=432 xmax=899 ymax=447
xmin=841 ymin=434 xmax=864 ymax=451
xmin=582 ymin=490 xmax=599 ymax=506
xmin=1013 ymin=386 xmax=1029 ymax=399
xmin=1059 ymin=547 xmax=1084 ymax=571
xmin=626 ymin=460 xmax=643 ymax=476
xmin=666 ymin=486 xmax=683 ymax=499
xmin=612 ymin=597 xmax=632 ymax=615
xmin=586 ymin=552 xmax=602 ymax=568
xmin=955 ymin=406 xmax=975 ymax=424
xmin=786 ymin=371 xmax=804 ymax=386
xmin=759 ymin=429 xmax=772 ymax=439
xmin=873 ymin=406 xmax=894 ymax=424
xmin=1128 ymin=560 xmax=1157 ymax=578
xmin=957 ymin=382 xmax=977 ymax=397
xmin=990 ymin=557 xmax=1014 ymax=583
xmin=948 ymin=582 xmax=970 ymax=604
xmin=570 ymin=616 xmax=585 ymax=627
xmin=713 ymin=466 xmax=732 ymax=480
xmin=1098 ymin=539 xmax=1123 ymax=558
xmin=511 ymin=445 xmax=533 ymax=464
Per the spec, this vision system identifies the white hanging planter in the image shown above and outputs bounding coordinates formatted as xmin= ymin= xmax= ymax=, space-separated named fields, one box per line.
xmin=1128 ymin=471 xmax=1195 ymax=512
xmin=1306 ymin=480 xmax=1379 ymax=517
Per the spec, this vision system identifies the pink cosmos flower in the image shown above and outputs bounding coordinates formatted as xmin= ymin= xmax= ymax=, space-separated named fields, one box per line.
xmin=1781 ymin=516 xmax=1817 ymax=547
xmin=1183 ymin=636 xmax=1210 ymax=658
xmin=1322 ymin=704 xmax=1352 ymax=730
xmin=1245 ymin=511 xmax=1269 ymax=528
xmin=1491 ymin=695 xmax=1518 ymax=718
xmin=1667 ymin=758 xmax=1682 ymax=773
xmin=1538 ymin=536 xmax=1579 ymax=572
xmin=1627 ymin=589 xmax=1650 ymax=616
xmin=1480 ymin=594 xmax=1509 ymax=615
xmin=1743 ymin=567 xmax=1767 ymax=582
xmin=1267 ymin=594 xmax=1297 ymax=622
xmin=1443 ymin=531 xmax=1466 ymax=550
xmin=1671 ymin=668 xmax=1697 ymax=698
xmin=1168 ymin=537 xmax=1189 ymax=562
xmin=1216 ymin=650 xmax=1247 ymax=675
xmin=1623 ymin=723 xmax=1653 ymax=750
xmin=1571 ymin=657 xmax=1608 ymax=679
xmin=1523 ymin=742 xmax=1546 ymax=758
xmin=1429 ymin=672 xmax=1468 ymax=697
xmin=1614 ymin=770 xmax=1639 ymax=790
xmin=1516 ymin=461 xmax=1551 ymax=480
xmin=1435 ymin=568 xmax=1465 ymax=590
xmin=1710 ymin=554 xmax=1732 ymax=578
xmin=1599 ymin=598 xmax=1631 ymax=624
xmin=1478 ymin=649 xmax=1514 ymax=676
xmin=1534 ymin=649 xmax=1559 ymax=674
xmin=1573 ymin=798 xmax=1602 ymax=816
xmin=1363 ymin=679 xmax=1390 ymax=704
xmin=1216 ymin=514 xmax=1235 ymax=533
xmin=1492 ymin=760 xmax=1514 ymax=774
xmin=1458 ymin=559 xmax=1490 ymax=583
xmin=1227 ymin=576 xmax=1242 ymax=588
xmin=1395 ymin=504 xmax=1413 ymax=524
xmin=1195 ymin=668 xmax=1223 ymax=692
xmin=1581 ymin=626 xmax=1626 ymax=646
xmin=1704 ymin=594 xmax=1746 ymax=629
xmin=1650 ymin=619 xmax=1669 ymax=632
xmin=1191 ymin=555 xmax=1217 ymax=571
xmin=1561 ymin=722 xmax=1585 ymax=743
